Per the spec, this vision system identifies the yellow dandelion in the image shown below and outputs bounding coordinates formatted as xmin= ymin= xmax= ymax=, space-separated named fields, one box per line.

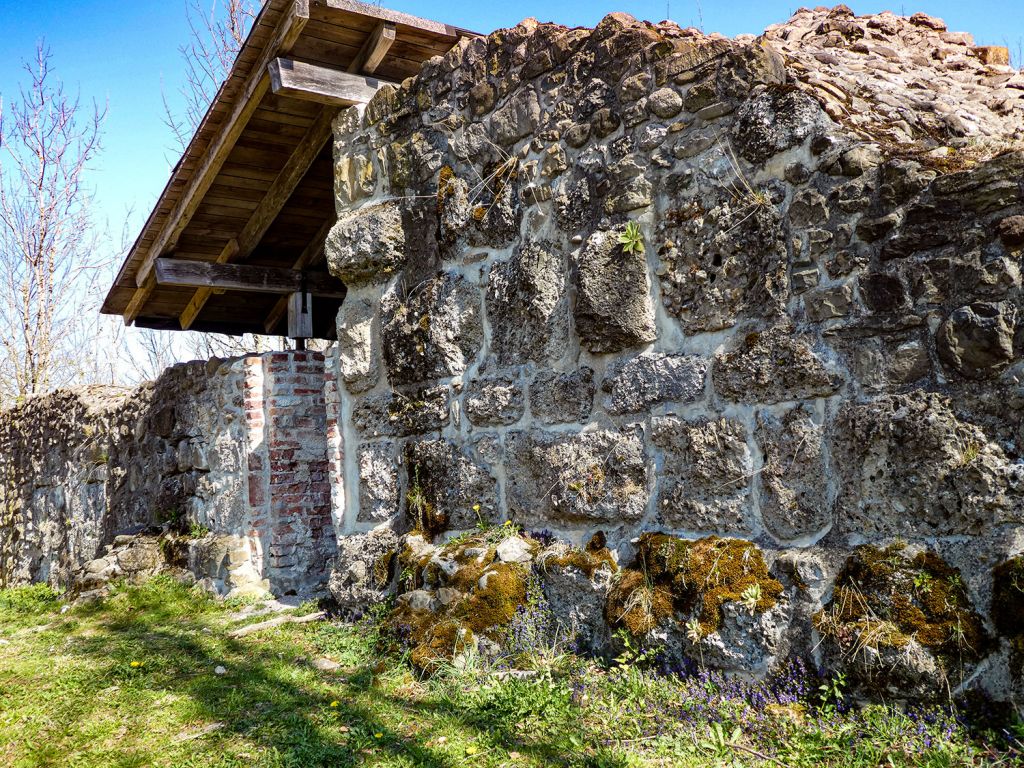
xmin=129 ymin=661 xmax=142 ymax=668
xmin=472 ymin=503 xmax=481 ymax=512
xmin=330 ymin=701 xmax=340 ymax=708
xmin=466 ymin=745 xmax=479 ymax=755
xmin=374 ymin=732 xmax=384 ymax=739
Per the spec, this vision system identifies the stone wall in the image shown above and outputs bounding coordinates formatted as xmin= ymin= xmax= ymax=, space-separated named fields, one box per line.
xmin=0 ymin=352 xmax=336 ymax=597
xmin=323 ymin=7 xmax=1024 ymax=700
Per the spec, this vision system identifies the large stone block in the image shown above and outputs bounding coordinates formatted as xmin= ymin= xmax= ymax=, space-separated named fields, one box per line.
xmin=936 ymin=302 xmax=1017 ymax=380
xmin=328 ymin=528 xmax=400 ymax=614
xmin=505 ymin=428 xmax=649 ymax=527
xmin=464 ymin=374 xmax=525 ymax=426
xmin=657 ymin=192 xmax=789 ymax=333
xmin=381 ymin=272 xmax=482 ymax=385
xmin=574 ymin=230 xmax=657 ymax=353
xmin=712 ymin=327 xmax=840 ymax=404
xmin=336 ymin=295 xmax=380 ymax=394
xmin=357 ymin=441 xmax=400 ymax=522
xmin=755 ymin=406 xmax=832 ymax=542
xmin=602 ymin=353 xmax=707 ymax=415
xmin=326 ymin=201 xmax=405 ymax=285
xmin=351 ymin=385 xmax=450 ymax=438
xmin=529 ymin=368 xmax=596 ymax=425
xmin=831 ymin=392 xmax=1024 ymax=537
xmin=404 ymin=438 xmax=499 ymax=534
xmin=731 ymin=87 xmax=828 ymax=164
xmin=486 ymin=241 xmax=570 ymax=366
xmin=490 ymin=87 xmax=541 ymax=146
xmin=651 ymin=416 xmax=754 ymax=534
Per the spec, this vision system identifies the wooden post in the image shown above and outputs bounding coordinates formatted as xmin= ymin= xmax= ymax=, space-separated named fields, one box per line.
xmin=287 ymin=291 xmax=313 ymax=339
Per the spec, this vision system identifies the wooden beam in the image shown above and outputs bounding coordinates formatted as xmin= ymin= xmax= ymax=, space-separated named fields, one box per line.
xmin=178 ymin=105 xmax=337 ymax=330
xmin=317 ymin=0 xmax=471 ymax=38
xmin=264 ymin=216 xmax=335 ymax=334
xmin=348 ymin=22 xmax=396 ymax=75
xmin=123 ymin=274 xmax=155 ymax=326
xmin=269 ymin=58 xmax=390 ymax=107
xmin=287 ymin=291 xmax=314 ymax=338
xmin=156 ymin=258 xmax=347 ymax=298
xmin=128 ymin=0 xmax=311 ymax=298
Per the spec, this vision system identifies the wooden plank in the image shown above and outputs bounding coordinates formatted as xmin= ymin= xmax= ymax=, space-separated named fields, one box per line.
xmin=348 ymin=22 xmax=396 ymax=74
xmin=156 ymin=258 xmax=347 ymax=298
xmin=131 ymin=0 xmax=311 ymax=293
xmin=268 ymin=57 xmax=391 ymax=107
xmin=179 ymin=104 xmax=337 ymax=330
xmin=123 ymin=275 xmax=155 ymax=325
xmin=287 ymin=291 xmax=315 ymax=338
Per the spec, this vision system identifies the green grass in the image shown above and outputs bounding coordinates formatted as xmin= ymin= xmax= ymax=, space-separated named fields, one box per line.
xmin=0 ymin=577 xmax=1019 ymax=767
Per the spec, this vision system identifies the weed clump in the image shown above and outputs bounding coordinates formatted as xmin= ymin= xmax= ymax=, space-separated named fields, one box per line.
xmin=607 ymin=533 xmax=783 ymax=637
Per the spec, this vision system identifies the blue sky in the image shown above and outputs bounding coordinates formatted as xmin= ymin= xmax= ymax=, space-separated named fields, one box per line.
xmin=1 ymin=0 xmax=1021 ymax=244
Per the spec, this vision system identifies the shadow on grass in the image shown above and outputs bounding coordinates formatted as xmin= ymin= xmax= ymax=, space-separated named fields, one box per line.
xmin=10 ymin=583 xmax=455 ymax=768
xmin=7 ymin=578 xmax=630 ymax=768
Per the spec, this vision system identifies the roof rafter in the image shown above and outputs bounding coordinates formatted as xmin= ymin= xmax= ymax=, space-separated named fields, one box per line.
xmin=348 ymin=22 xmax=397 ymax=74
xmin=179 ymin=104 xmax=338 ymax=330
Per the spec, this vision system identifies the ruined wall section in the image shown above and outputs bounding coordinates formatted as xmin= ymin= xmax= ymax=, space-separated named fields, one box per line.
xmin=325 ymin=7 xmax=1024 ymax=698
xmin=0 ymin=352 xmax=336 ymax=597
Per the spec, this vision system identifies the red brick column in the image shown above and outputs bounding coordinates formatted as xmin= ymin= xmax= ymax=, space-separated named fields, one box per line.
xmin=242 ymin=351 xmax=337 ymax=596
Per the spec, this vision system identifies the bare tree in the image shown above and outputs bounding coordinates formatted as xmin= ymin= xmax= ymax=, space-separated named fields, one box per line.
xmin=0 ymin=44 xmax=107 ymax=406
xmin=163 ymin=0 xmax=264 ymax=150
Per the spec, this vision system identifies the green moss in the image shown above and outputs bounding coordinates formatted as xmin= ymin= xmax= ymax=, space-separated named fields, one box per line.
xmin=991 ymin=555 xmax=1024 ymax=637
xmin=458 ymin=563 xmax=528 ymax=635
xmin=383 ymin=534 xmax=542 ymax=671
xmin=607 ymin=533 xmax=783 ymax=637
xmin=814 ymin=544 xmax=989 ymax=664
xmin=410 ymin=620 xmax=474 ymax=672
xmin=544 ymin=533 xmax=618 ymax=579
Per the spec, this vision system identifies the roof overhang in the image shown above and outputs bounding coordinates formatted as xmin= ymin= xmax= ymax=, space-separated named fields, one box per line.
xmin=102 ymin=0 xmax=477 ymax=338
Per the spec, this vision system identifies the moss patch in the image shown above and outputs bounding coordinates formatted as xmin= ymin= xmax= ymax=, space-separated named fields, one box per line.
xmin=543 ymin=533 xmax=618 ymax=580
xmin=607 ymin=533 xmax=783 ymax=637
xmin=458 ymin=563 xmax=529 ymax=634
xmin=384 ymin=531 xmax=537 ymax=671
xmin=814 ymin=544 xmax=989 ymax=665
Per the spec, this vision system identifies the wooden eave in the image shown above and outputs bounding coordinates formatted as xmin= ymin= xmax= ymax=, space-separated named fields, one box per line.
xmin=101 ymin=0 xmax=477 ymax=337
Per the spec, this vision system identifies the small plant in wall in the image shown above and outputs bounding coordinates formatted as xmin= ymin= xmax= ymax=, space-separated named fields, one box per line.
xmin=617 ymin=221 xmax=645 ymax=255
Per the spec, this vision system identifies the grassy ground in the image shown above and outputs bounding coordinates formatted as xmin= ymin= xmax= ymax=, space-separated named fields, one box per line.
xmin=0 ymin=577 xmax=1020 ymax=768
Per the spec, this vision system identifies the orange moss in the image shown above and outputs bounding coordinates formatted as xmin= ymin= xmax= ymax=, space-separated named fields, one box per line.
xmin=637 ymin=533 xmax=783 ymax=635
xmin=606 ymin=570 xmax=674 ymax=635
xmin=410 ymin=620 xmax=474 ymax=672
xmin=815 ymin=544 xmax=989 ymax=663
xmin=607 ymin=533 xmax=783 ymax=637
xmin=459 ymin=563 xmax=528 ymax=636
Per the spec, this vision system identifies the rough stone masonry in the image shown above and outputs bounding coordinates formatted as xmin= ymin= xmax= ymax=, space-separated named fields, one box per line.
xmin=2 ymin=5 xmax=1024 ymax=703
xmin=324 ymin=5 xmax=1024 ymax=701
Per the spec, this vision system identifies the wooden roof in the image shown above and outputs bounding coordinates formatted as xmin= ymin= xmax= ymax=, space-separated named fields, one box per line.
xmin=102 ymin=0 xmax=477 ymax=337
